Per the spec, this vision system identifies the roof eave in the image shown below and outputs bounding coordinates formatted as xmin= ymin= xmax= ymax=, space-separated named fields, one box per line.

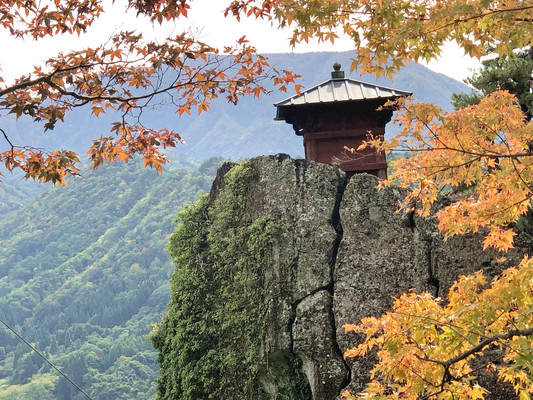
xmin=274 ymin=78 xmax=412 ymax=108
xmin=274 ymin=92 xmax=411 ymax=109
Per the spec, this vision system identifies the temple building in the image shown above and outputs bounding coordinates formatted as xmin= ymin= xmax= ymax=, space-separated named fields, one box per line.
xmin=275 ymin=63 xmax=411 ymax=178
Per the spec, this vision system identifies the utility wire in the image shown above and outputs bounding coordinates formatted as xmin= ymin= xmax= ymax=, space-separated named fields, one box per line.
xmin=0 ymin=317 xmax=93 ymax=400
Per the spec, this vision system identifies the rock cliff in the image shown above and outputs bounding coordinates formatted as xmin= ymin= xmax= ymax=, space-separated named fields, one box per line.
xmin=152 ymin=154 xmax=530 ymax=400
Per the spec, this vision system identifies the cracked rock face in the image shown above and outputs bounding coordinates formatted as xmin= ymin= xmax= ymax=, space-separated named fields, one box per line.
xmin=334 ymin=174 xmax=435 ymax=394
xmin=240 ymin=154 xmax=350 ymax=398
xmin=334 ymin=174 xmax=529 ymax=398
xmin=174 ymin=155 xmax=530 ymax=399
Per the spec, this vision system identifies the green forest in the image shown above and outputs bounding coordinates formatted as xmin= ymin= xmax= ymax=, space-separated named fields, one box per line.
xmin=0 ymin=157 xmax=222 ymax=399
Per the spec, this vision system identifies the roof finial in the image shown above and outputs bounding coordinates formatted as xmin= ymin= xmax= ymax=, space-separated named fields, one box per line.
xmin=331 ymin=62 xmax=345 ymax=79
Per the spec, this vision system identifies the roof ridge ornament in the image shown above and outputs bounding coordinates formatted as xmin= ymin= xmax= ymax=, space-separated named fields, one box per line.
xmin=331 ymin=62 xmax=345 ymax=79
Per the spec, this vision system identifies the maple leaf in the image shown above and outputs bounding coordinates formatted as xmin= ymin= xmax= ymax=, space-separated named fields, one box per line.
xmin=91 ymin=105 xmax=105 ymax=117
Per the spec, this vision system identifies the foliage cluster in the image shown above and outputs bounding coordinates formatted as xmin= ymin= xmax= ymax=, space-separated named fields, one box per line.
xmin=0 ymin=373 xmax=57 ymax=400
xmin=0 ymin=157 xmax=218 ymax=399
xmin=227 ymin=0 xmax=533 ymax=77
xmin=151 ymin=162 xmax=310 ymax=399
xmin=365 ymin=91 xmax=533 ymax=252
xmin=0 ymin=0 xmax=300 ymax=184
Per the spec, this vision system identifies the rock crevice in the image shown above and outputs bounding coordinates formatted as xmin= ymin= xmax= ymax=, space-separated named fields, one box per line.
xmin=252 ymin=156 xmax=528 ymax=398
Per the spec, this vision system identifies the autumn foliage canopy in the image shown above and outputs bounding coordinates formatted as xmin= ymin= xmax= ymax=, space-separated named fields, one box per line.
xmin=0 ymin=0 xmax=299 ymax=184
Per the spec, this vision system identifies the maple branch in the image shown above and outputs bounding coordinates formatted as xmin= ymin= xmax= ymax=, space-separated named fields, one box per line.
xmin=0 ymin=60 xmax=115 ymax=97
xmin=424 ymin=156 xmax=484 ymax=178
xmin=44 ymin=75 xmax=204 ymax=106
xmin=399 ymin=105 xmax=451 ymax=152
xmin=449 ymin=5 xmax=533 ymax=25
xmin=454 ymin=351 xmax=506 ymax=382
xmin=389 ymin=145 xmax=533 ymax=161
xmin=400 ymin=357 xmax=441 ymax=388
xmin=509 ymin=157 xmax=533 ymax=193
xmin=416 ymin=327 xmax=533 ymax=389
xmin=0 ymin=75 xmax=51 ymax=97
xmin=36 ymin=54 xmax=261 ymax=108
xmin=417 ymin=5 xmax=533 ymax=35
xmin=420 ymin=388 xmax=446 ymax=400
xmin=477 ymin=192 xmax=533 ymax=223
xmin=0 ymin=127 xmax=14 ymax=151
xmin=498 ymin=131 xmax=533 ymax=194
xmin=393 ymin=311 xmax=481 ymax=347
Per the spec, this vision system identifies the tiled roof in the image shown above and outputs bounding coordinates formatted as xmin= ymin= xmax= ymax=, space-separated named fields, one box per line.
xmin=274 ymin=78 xmax=411 ymax=108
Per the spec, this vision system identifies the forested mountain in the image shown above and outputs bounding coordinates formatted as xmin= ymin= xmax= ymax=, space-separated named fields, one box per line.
xmin=0 ymin=158 xmax=221 ymax=399
xmin=0 ymin=179 xmax=43 ymax=219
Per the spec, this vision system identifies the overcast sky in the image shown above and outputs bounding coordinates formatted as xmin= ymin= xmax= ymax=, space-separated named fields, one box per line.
xmin=0 ymin=0 xmax=480 ymax=84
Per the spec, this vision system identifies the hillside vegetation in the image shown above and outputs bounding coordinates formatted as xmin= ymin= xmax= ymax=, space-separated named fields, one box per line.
xmin=0 ymin=158 xmax=221 ymax=399
xmin=0 ymin=180 xmax=43 ymax=219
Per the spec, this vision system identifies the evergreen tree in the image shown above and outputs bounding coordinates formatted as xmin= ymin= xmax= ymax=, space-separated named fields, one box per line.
xmin=49 ymin=338 xmax=58 ymax=356
xmin=452 ymin=48 xmax=533 ymax=119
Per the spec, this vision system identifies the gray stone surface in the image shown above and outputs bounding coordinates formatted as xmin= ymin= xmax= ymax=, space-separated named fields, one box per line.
xmin=242 ymin=154 xmax=350 ymax=393
xmin=208 ymin=154 xmax=530 ymax=399
xmin=334 ymin=173 xmax=433 ymax=394
xmin=293 ymin=290 xmax=348 ymax=399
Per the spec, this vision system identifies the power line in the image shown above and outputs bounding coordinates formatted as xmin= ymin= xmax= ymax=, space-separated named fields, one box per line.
xmin=0 ymin=317 xmax=93 ymax=400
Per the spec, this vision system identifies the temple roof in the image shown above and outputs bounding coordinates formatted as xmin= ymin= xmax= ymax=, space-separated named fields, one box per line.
xmin=274 ymin=79 xmax=411 ymax=107
xmin=274 ymin=63 xmax=412 ymax=120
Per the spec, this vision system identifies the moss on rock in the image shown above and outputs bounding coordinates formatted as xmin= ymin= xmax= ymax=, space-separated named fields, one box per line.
xmin=151 ymin=162 xmax=311 ymax=399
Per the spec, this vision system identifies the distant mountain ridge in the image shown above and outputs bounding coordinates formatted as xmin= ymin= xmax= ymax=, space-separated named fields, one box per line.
xmin=3 ymin=51 xmax=471 ymax=166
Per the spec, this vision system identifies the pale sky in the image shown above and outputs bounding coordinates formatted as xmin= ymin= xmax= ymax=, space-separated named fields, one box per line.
xmin=0 ymin=0 xmax=480 ymax=84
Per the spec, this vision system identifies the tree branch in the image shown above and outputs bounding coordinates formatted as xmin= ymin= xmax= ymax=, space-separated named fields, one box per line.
xmin=412 ymin=327 xmax=533 ymax=395
xmin=443 ymin=327 xmax=533 ymax=368
xmin=0 ymin=127 xmax=14 ymax=150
